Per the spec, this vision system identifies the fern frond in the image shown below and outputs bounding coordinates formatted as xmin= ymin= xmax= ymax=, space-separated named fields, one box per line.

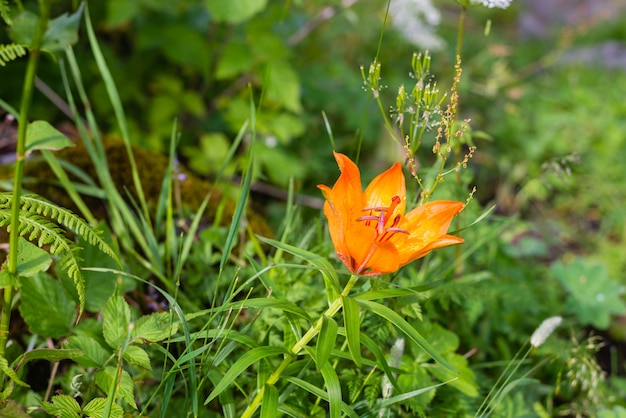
xmin=19 ymin=194 xmax=120 ymax=266
xmin=0 ymin=1 xmax=11 ymax=26
xmin=0 ymin=43 xmax=26 ymax=66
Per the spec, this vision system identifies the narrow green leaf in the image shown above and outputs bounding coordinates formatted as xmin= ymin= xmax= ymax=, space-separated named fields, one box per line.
xmin=19 ymin=272 xmax=75 ymax=338
xmin=260 ymin=384 xmax=279 ymax=418
xmin=15 ymin=237 xmax=52 ymax=277
xmin=357 ymin=300 xmax=456 ymax=372
xmin=341 ymin=296 xmax=362 ymax=367
xmin=205 ymin=346 xmax=288 ymax=404
xmin=258 ymin=236 xmax=341 ymax=302
xmin=102 ymin=294 xmax=131 ymax=349
xmin=123 ymin=345 xmax=151 ymax=369
xmin=65 ymin=336 xmax=110 ymax=368
xmin=25 ymin=120 xmax=74 ymax=154
xmin=319 ymin=358 xmax=342 ymax=418
xmin=316 ymin=316 xmax=338 ymax=368
xmin=283 ymin=376 xmax=358 ymax=418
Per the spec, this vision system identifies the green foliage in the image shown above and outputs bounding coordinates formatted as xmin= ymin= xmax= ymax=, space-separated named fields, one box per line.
xmin=0 ymin=43 xmax=25 ymax=66
xmin=552 ymin=258 xmax=626 ymax=329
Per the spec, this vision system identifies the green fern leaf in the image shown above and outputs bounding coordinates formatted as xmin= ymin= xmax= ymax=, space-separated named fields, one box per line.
xmin=0 ymin=1 xmax=12 ymax=26
xmin=0 ymin=43 xmax=26 ymax=66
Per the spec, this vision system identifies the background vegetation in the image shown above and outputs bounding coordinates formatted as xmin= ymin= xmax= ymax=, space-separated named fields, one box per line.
xmin=1 ymin=0 xmax=626 ymax=416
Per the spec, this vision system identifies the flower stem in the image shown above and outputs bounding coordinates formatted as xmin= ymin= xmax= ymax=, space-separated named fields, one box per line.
xmin=0 ymin=0 xmax=51 ymax=375
xmin=240 ymin=274 xmax=359 ymax=417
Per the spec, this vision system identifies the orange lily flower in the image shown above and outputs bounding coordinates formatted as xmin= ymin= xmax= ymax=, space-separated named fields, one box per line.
xmin=318 ymin=152 xmax=464 ymax=276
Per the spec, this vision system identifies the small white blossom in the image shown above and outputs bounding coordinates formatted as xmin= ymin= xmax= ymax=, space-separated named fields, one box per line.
xmin=531 ymin=316 xmax=563 ymax=348
xmin=470 ymin=0 xmax=512 ymax=9
xmin=389 ymin=0 xmax=444 ymax=50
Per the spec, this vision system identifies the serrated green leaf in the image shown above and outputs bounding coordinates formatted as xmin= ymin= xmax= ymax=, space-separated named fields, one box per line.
xmin=316 ymin=316 xmax=338 ymax=368
xmin=205 ymin=346 xmax=288 ymax=404
xmin=65 ymin=335 xmax=111 ymax=368
xmin=358 ymin=300 xmax=455 ymax=372
xmin=260 ymin=383 xmax=279 ymax=418
xmin=205 ymin=0 xmax=268 ymax=24
xmin=82 ymin=397 xmax=124 ymax=418
xmin=25 ymin=120 xmax=74 ymax=155
xmin=341 ymin=295 xmax=362 ymax=367
xmin=102 ymin=294 xmax=130 ymax=349
xmin=131 ymin=311 xmax=177 ymax=342
xmin=19 ymin=272 xmax=75 ymax=338
xmin=19 ymin=348 xmax=83 ymax=366
xmin=123 ymin=345 xmax=151 ymax=369
xmin=95 ymin=367 xmax=137 ymax=409
xmin=41 ymin=394 xmax=81 ymax=417
xmin=41 ymin=4 xmax=83 ymax=52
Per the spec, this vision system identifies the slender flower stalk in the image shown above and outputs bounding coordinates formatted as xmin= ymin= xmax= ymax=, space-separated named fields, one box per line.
xmin=240 ymin=274 xmax=359 ymax=418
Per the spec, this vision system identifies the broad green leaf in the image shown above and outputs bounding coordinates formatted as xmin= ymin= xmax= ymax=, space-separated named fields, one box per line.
xmin=357 ymin=300 xmax=455 ymax=372
xmin=41 ymin=394 xmax=81 ymax=417
xmin=265 ymin=61 xmax=302 ymax=113
xmin=82 ymin=397 xmax=124 ymax=418
xmin=341 ymin=296 xmax=362 ymax=367
xmin=0 ymin=356 xmax=28 ymax=388
xmin=552 ymin=258 xmax=626 ymax=329
xmin=205 ymin=346 xmax=289 ymax=404
xmin=0 ymin=269 xmax=19 ymax=288
xmin=19 ymin=272 xmax=75 ymax=338
xmin=95 ymin=367 xmax=137 ymax=409
xmin=132 ymin=311 xmax=177 ymax=342
xmin=65 ymin=336 xmax=110 ymax=368
xmin=205 ymin=0 xmax=268 ymax=24
xmin=215 ymin=41 xmax=253 ymax=79
xmin=258 ymin=236 xmax=341 ymax=303
xmin=41 ymin=4 xmax=83 ymax=51
xmin=25 ymin=121 xmax=74 ymax=155
xmin=260 ymin=384 xmax=279 ymax=418
xmin=8 ymin=11 xmax=38 ymax=47
xmin=102 ymin=294 xmax=131 ymax=349
xmin=316 ymin=316 xmax=338 ymax=368
xmin=16 ymin=237 xmax=52 ymax=277
xmin=123 ymin=345 xmax=151 ymax=369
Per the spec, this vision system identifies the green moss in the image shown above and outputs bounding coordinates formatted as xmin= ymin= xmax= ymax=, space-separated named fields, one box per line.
xmin=0 ymin=136 xmax=272 ymax=238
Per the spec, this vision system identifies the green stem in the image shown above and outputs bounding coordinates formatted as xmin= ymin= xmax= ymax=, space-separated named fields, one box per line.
xmin=240 ymin=274 xmax=359 ymax=418
xmin=0 ymin=0 xmax=51 ymax=374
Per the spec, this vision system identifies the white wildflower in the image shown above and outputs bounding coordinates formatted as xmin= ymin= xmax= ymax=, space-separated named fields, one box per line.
xmin=531 ymin=316 xmax=563 ymax=348
xmin=389 ymin=0 xmax=444 ymax=50
xmin=470 ymin=0 xmax=513 ymax=9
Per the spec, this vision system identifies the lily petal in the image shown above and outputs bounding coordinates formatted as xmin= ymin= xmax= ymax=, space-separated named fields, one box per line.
xmin=393 ymin=200 xmax=464 ymax=265
xmin=317 ymin=152 xmax=365 ymax=270
xmin=363 ymin=162 xmax=406 ymax=217
xmin=345 ymin=224 xmax=400 ymax=275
